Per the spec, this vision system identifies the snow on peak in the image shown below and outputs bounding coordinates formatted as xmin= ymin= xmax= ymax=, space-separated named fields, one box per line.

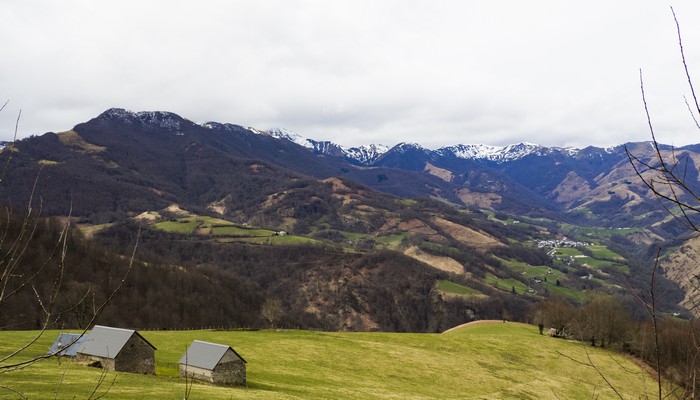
xmin=99 ymin=108 xmax=182 ymax=131
xmin=265 ymin=128 xmax=314 ymax=149
xmin=393 ymin=142 xmax=425 ymax=153
xmin=439 ymin=142 xmax=546 ymax=162
xmin=342 ymin=143 xmax=390 ymax=164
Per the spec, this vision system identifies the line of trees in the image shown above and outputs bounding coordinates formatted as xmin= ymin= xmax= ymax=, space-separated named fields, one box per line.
xmin=533 ymin=292 xmax=700 ymax=397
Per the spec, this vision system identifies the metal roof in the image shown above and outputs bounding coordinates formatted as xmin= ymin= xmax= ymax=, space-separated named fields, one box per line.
xmin=178 ymin=340 xmax=246 ymax=370
xmin=76 ymin=325 xmax=155 ymax=359
xmin=48 ymin=333 xmax=86 ymax=357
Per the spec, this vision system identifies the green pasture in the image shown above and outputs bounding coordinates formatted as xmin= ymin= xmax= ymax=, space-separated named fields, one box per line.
xmin=552 ymin=247 xmax=628 ymax=273
xmin=211 ymin=226 xmax=276 ymax=237
xmin=340 ymin=231 xmax=367 ymax=241
xmin=235 ymin=235 xmax=320 ymax=246
xmin=484 ymin=274 xmax=531 ymax=295
xmin=561 ymin=224 xmax=644 ymax=238
xmin=154 ymin=216 xmax=241 ymax=235
xmin=437 ymin=280 xmax=483 ymax=297
xmin=0 ymin=324 xmax=656 ymax=399
xmin=587 ymin=245 xmax=623 ymax=260
xmin=154 ymin=219 xmax=200 ymax=234
xmin=375 ymin=233 xmax=410 ymax=245
xmin=497 ymin=258 xmax=587 ymax=302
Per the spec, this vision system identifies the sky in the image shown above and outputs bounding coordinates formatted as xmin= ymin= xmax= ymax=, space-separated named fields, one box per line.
xmin=1 ymin=1 xmax=700 ymax=149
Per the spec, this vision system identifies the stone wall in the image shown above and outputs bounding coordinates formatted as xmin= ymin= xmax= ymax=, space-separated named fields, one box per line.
xmin=179 ymin=360 xmax=246 ymax=385
xmin=114 ymin=335 xmax=156 ymax=375
xmin=180 ymin=365 xmax=214 ymax=383
xmin=212 ymin=359 xmax=246 ymax=385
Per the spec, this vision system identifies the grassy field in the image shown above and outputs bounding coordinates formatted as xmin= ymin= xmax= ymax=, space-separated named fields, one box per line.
xmin=436 ymin=280 xmax=483 ymax=297
xmin=210 ymin=226 xmax=276 ymax=237
xmin=484 ymin=274 xmax=532 ymax=295
xmin=0 ymin=324 xmax=655 ymax=399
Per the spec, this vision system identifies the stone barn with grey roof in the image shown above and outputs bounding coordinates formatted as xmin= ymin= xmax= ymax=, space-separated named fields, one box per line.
xmin=179 ymin=340 xmax=246 ymax=385
xmin=76 ymin=325 xmax=156 ymax=374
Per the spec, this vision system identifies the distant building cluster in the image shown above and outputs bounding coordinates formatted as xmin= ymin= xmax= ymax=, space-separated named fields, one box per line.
xmin=537 ymin=237 xmax=590 ymax=251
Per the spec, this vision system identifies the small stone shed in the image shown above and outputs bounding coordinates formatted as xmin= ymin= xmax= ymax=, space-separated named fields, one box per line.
xmin=179 ymin=340 xmax=247 ymax=385
xmin=76 ymin=325 xmax=156 ymax=375
xmin=48 ymin=333 xmax=86 ymax=357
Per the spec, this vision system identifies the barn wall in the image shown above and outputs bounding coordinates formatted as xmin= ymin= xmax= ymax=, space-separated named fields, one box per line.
xmin=212 ymin=359 xmax=246 ymax=385
xmin=76 ymin=354 xmax=116 ymax=371
xmin=114 ymin=335 xmax=155 ymax=375
xmin=179 ymin=365 xmax=214 ymax=383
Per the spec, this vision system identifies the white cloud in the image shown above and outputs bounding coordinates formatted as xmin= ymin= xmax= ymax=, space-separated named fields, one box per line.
xmin=1 ymin=1 xmax=700 ymax=149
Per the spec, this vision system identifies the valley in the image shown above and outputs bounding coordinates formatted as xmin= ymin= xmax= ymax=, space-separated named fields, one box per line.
xmin=0 ymin=108 xmax=693 ymax=332
xmin=1 ymin=108 xmax=699 ymax=396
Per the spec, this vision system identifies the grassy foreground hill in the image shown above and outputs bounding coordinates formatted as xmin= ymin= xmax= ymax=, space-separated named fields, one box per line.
xmin=2 ymin=323 xmax=655 ymax=399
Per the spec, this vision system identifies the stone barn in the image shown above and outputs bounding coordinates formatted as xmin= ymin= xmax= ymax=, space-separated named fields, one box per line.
xmin=48 ymin=333 xmax=85 ymax=357
xmin=76 ymin=325 xmax=156 ymax=375
xmin=179 ymin=340 xmax=246 ymax=385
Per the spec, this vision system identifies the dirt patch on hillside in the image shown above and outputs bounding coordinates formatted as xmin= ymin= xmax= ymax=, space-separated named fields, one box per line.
xmin=57 ymin=130 xmax=106 ymax=153
xmin=164 ymin=204 xmax=194 ymax=217
xmin=442 ymin=320 xmax=504 ymax=333
xmin=424 ymin=162 xmax=453 ymax=182
xmin=134 ymin=211 xmax=160 ymax=221
xmin=431 ymin=217 xmax=502 ymax=250
xmin=399 ymin=219 xmax=436 ymax=234
xmin=404 ymin=246 xmax=464 ymax=274
xmin=322 ymin=177 xmax=353 ymax=193
xmin=456 ymin=188 xmax=502 ymax=210
xmin=548 ymin=171 xmax=591 ymax=207
xmin=661 ymin=234 xmax=700 ymax=313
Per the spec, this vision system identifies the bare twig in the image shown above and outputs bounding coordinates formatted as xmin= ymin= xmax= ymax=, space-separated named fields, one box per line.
xmin=555 ymin=349 xmax=624 ymax=399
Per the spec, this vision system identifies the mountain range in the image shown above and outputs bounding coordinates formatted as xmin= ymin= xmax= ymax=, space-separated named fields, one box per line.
xmin=0 ymin=108 xmax=696 ymax=331
xmin=2 ymin=108 xmax=696 ymax=233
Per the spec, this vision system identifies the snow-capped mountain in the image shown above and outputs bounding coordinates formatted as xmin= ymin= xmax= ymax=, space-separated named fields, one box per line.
xmin=265 ymin=128 xmax=315 ymax=149
xmin=260 ymin=128 xmax=581 ymax=165
xmin=7 ymin=107 xmax=695 ymax=239
xmin=99 ymin=108 xmax=185 ymax=131
xmin=263 ymin=128 xmax=391 ymax=164
xmin=342 ymin=144 xmax=390 ymax=165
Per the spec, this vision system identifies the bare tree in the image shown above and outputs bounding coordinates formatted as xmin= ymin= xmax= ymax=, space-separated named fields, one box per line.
xmin=0 ymin=105 xmax=139 ymax=398
xmin=625 ymin=7 xmax=700 ymax=399
xmin=626 ymin=8 xmax=700 ymax=234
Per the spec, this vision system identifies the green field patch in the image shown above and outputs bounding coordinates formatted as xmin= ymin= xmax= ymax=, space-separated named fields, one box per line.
xmin=153 ymin=215 xmax=271 ymax=237
xmin=375 ymin=232 xmax=411 ymax=245
xmin=499 ymin=258 xmax=565 ymax=281
xmin=437 ymin=280 xmax=483 ymax=297
xmin=154 ymin=219 xmax=199 ymax=234
xmin=581 ymin=257 xmax=628 ymax=272
xmin=543 ymin=281 xmax=587 ymax=303
xmin=236 ymin=235 xmax=320 ymax=246
xmin=552 ymin=247 xmax=628 ymax=272
xmin=587 ymin=245 xmax=624 ymax=260
xmin=562 ymin=225 xmax=644 ymax=237
xmin=552 ymin=247 xmax=584 ymax=257
xmin=211 ymin=226 xmax=276 ymax=237
xmin=341 ymin=231 xmax=368 ymax=241
xmin=484 ymin=274 xmax=531 ymax=295
xmin=0 ymin=326 xmax=655 ymax=399
xmin=496 ymin=258 xmax=586 ymax=300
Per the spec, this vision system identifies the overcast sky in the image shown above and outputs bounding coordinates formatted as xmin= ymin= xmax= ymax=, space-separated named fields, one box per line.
xmin=1 ymin=1 xmax=700 ymax=149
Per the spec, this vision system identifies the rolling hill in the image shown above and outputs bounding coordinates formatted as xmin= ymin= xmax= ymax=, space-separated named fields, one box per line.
xmin=1 ymin=323 xmax=655 ymax=399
